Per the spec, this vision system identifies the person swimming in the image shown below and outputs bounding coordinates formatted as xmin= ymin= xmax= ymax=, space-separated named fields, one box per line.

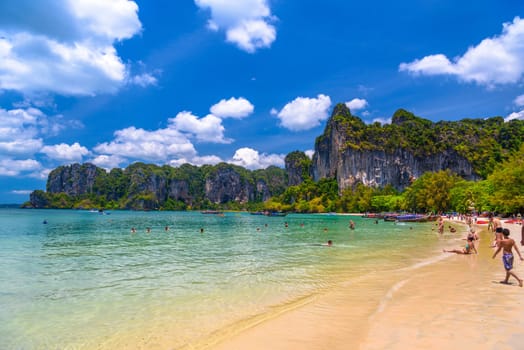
xmin=314 ymin=240 xmax=333 ymax=247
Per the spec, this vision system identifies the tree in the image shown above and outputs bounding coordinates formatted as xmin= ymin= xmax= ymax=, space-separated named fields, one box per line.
xmin=487 ymin=144 xmax=524 ymax=214
xmin=404 ymin=170 xmax=459 ymax=213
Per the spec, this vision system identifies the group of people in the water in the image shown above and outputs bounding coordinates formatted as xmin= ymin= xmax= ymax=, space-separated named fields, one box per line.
xmin=130 ymin=225 xmax=205 ymax=234
xmin=128 ymin=219 xmax=359 ymax=248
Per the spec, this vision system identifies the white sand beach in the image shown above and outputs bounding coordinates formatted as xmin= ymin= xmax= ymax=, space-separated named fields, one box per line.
xmin=209 ymin=221 xmax=524 ymax=350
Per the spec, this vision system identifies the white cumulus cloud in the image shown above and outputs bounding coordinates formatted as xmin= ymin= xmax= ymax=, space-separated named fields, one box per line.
xmin=68 ymin=0 xmax=142 ymax=41
xmin=89 ymin=154 xmax=126 ymax=170
xmin=0 ymin=139 xmax=43 ymax=157
xmin=505 ymin=110 xmax=524 ymax=122
xmin=400 ymin=17 xmax=524 ymax=87
xmin=0 ymin=158 xmax=41 ymax=176
xmin=514 ymin=94 xmax=524 ymax=107
xmin=169 ymin=155 xmax=223 ymax=168
xmin=230 ymin=147 xmax=285 ymax=170
xmin=0 ymin=0 xmax=151 ymax=96
xmin=304 ymin=150 xmax=314 ymax=159
xmin=275 ymin=94 xmax=332 ymax=131
xmin=169 ymin=111 xmax=232 ymax=143
xmin=0 ymin=105 xmax=86 ymax=178
xmin=130 ymin=73 xmax=158 ymax=88
xmin=210 ymin=97 xmax=254 ymax=118
xmin=195 ymin=0 xmax=277 ymax=53
xmin=225 ymin=19 xmax=276 ymax=53
xmin=0 ymin=107 xmax=68 ymax=157
xmin=94 ymin=125 xmax=198 ymax=163
xmin=345 ymin=98 xmax=368 ymax=111
xmin=40 ymin=142 xmax=89 ymax=162
xmin=11 ymin=190 xmax=33 ymax=195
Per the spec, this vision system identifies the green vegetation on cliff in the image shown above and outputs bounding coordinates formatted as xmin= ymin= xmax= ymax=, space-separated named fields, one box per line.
xmin=25 ymin=105 xmax=524 ymax=215
xmin=320 ymin=104 xmax=524 ymax=178
xmin=265 ymin=144 xmax=523 ymax=215
xmin=27 ymin=162 xmax=287 ymax=211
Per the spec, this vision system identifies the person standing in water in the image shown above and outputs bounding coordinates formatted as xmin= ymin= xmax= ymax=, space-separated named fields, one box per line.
xmin=491 ymin=227 xmax=504 ymax=247
xmin=438 ymin=217 xmax=444 ymax=234
xmin=493 ymin=228 xmax=524 ymax=287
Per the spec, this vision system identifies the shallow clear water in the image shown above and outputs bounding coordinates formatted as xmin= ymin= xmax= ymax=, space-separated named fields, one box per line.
xmin=0 ymin=209 xmax=445 ymax=349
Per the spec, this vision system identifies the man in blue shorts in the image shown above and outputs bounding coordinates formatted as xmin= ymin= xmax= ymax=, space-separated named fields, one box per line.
xmin=493 ymin=228 xmax=524 ymax=287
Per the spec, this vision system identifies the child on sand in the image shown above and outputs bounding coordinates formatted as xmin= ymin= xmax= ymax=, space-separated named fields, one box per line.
xmin=492 ymin=228 xmax=524 ymax=287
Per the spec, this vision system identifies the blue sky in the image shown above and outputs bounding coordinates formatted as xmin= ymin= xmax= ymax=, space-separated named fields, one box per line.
xmin=1 ymin=0 xmax=523 ymax=203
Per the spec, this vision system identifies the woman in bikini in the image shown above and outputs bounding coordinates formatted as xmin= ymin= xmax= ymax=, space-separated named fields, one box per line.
xmin=443 ymin=237 xmax=478 ymax=255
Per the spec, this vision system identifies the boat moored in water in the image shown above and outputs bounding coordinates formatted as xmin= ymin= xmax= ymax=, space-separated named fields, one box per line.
xmin=201 ymin=210 xmax=223 ymax=215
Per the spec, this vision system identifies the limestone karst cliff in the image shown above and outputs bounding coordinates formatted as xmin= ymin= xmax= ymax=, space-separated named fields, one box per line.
xmin=310 ymin=104 xmax=515 ymax=192
xmin=28 ymin=162 xmax=287 ymax=209
xmin=26 ymin=103 xmax=524 ymax=210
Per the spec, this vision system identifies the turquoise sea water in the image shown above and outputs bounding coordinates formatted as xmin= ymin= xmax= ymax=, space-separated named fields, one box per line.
xmin=0 ymin=209 xmax=449 ymax=349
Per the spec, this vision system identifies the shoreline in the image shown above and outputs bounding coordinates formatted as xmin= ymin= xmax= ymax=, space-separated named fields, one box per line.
xmin=208 ymin=220 xmax=524 ymax=350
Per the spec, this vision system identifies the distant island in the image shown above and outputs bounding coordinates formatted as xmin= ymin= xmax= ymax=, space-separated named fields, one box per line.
xmin=25 ymin=104 xmax=524 ymax=215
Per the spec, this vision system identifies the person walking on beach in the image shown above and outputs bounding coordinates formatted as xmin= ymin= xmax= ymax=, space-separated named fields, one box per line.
xmin=492 ymin=228 xmax=524 ymax=287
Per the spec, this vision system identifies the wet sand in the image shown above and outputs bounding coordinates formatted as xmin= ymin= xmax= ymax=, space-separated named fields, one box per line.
xmin=210 ymin=222 xmax=524 ymax=350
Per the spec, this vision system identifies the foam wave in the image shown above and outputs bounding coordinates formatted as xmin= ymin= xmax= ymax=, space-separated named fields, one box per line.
xmin=400 ymin=252 xmax=451 ymax=271
xmin=370 ymin=279 xmax=409 ymax=321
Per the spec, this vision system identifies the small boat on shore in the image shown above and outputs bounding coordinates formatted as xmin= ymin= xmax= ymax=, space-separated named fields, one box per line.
xmin=383 ymin=213 xmax=438 ymax=222
xmin=266 ymin=212 xmax=287 ymax=217
xmin=363 ymin=213 xmax=385 ymax=219
xmin=384 ymin=214 xmax=399 ymax=221
xmin=249 ymin=211 xmax=287 ymax=217
xmin=201 ymin=210 xmax=223 ymax=215
xmin=395 ymin=214 xmax=437 ymax=222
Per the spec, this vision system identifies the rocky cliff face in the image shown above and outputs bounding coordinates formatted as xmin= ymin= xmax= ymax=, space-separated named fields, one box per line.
xmin=285 ymin=151 xmax=311 ymax=186
xmin=168 ymin=180 xmax=192 ymax=203
xmin=126 ymin=166 xmax=168 ymax=201
xmin=312 ymin=104 xmax=479 ymax=192
xmin=31 ymin=162 xmax=284 ymax=209
xmin=205 ymin=167 xmax=254 ymax=204
xmin=32 ymin=103 xmax=515 ymax=210
xmin=46 ymin=163 xmax=102 ymax=196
